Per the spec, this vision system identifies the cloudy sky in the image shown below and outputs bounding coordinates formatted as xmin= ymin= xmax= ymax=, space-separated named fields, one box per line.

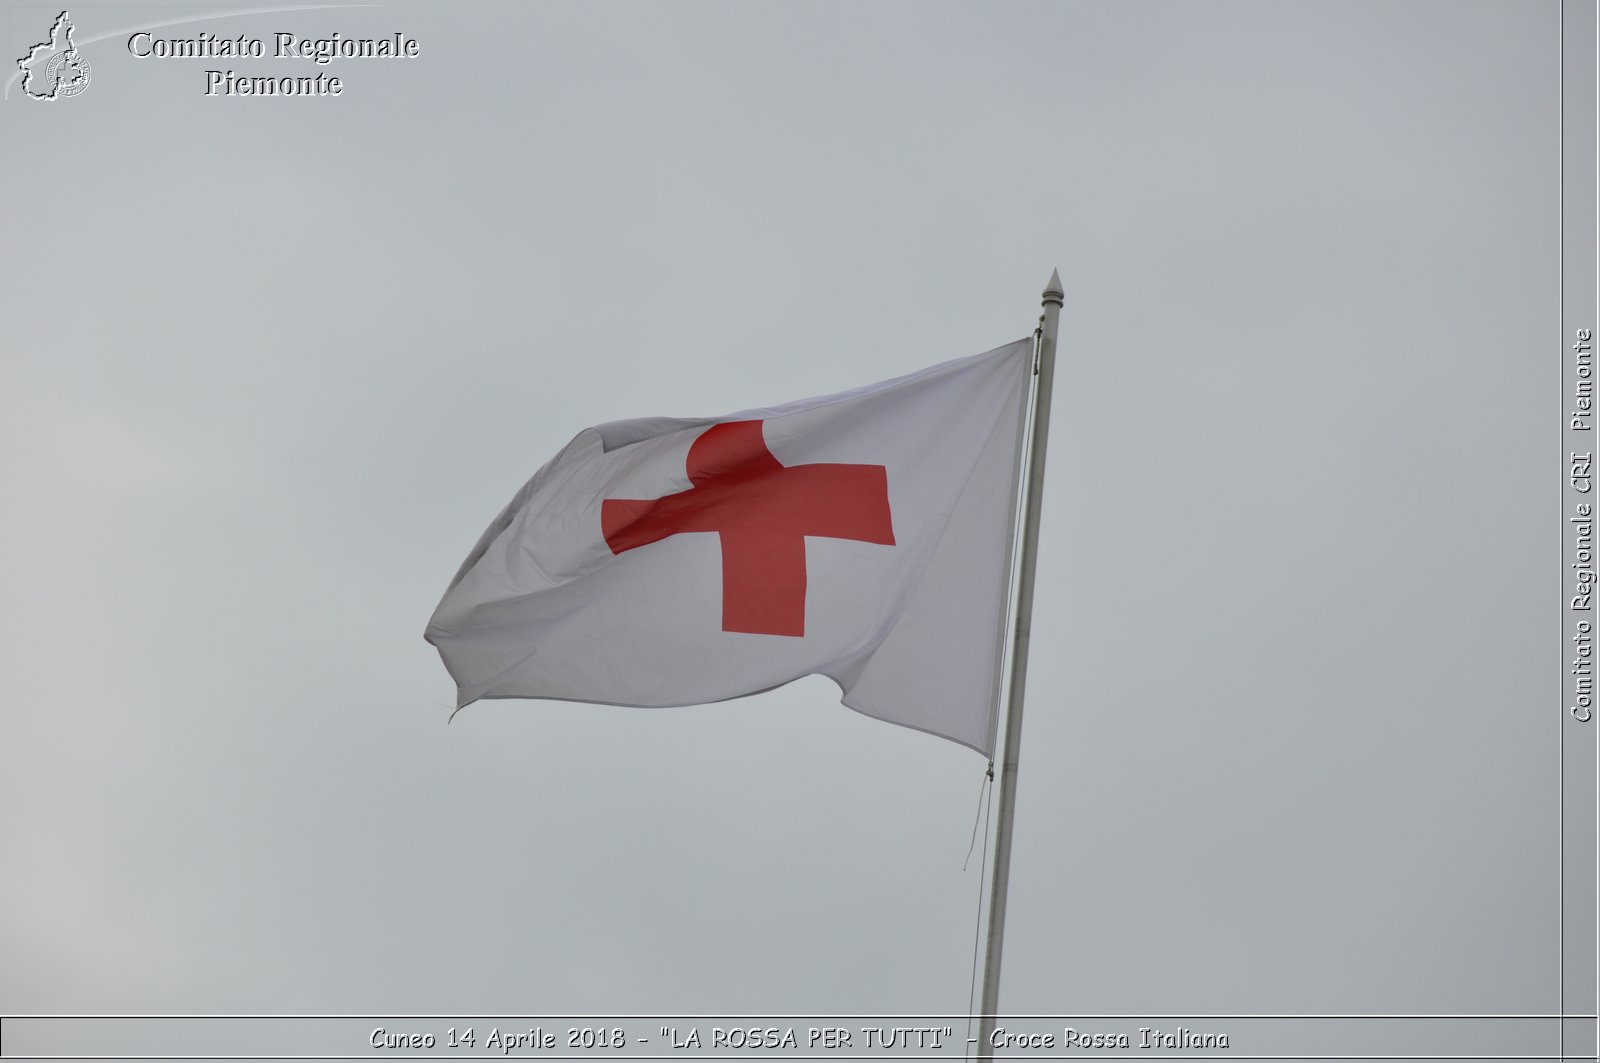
xmin=2 ymin=0 xmax=1592 ymax=1057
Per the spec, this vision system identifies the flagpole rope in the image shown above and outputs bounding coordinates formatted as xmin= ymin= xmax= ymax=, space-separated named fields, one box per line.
xmin=964 ymin=318 xmax=1040 ymax=1057
xmin=963 ymin=762 xmax=996 ymax=1060
xmin=964 ymin=316 xmax=1043 ymax=1053
xmin=963 ymin=762 xmax=994 ymax=873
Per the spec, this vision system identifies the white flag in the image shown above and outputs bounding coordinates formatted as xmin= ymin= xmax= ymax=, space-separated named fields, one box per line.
xmin=425 ymin=339 xmax=1033 ymax=756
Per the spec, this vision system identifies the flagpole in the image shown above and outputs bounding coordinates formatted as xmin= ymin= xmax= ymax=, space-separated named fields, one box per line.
xmin=976 ymin=268 xmax=1063 ymax=1059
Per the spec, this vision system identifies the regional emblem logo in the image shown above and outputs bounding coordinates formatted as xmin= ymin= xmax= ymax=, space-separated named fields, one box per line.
xmin=17 ymin=11 xmax=91 ymax=101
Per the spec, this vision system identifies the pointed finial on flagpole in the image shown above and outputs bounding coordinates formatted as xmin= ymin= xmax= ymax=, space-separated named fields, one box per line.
xmin=1042 ymin=268 xmax=1064 ymax=307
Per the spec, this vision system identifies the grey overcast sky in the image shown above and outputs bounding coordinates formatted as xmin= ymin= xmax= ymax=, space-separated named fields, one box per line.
xmin=0 ymin=0 xmax=1584 ymax=1046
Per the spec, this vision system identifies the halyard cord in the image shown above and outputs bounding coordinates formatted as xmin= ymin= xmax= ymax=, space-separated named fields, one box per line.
xmin=963 ymin=764 xmax=995 ymax=1061
xmin=963 ymin=763 xmax=996 ymax=872
xmin=965 ymin=321 xmax=1043 ymax=1053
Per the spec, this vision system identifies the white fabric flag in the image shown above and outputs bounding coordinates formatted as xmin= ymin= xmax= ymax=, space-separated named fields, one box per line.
xmin=425 ymin=338 xmax=1033 ymax=756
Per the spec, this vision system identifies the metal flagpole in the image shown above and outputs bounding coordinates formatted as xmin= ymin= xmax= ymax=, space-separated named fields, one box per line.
xmin=976 ymin=268 xmax=1063 ymax=1059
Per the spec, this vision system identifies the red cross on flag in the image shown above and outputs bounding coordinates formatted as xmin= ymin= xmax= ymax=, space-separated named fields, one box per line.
xmin=424 ymin=338 xmax=1033 ymax=756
